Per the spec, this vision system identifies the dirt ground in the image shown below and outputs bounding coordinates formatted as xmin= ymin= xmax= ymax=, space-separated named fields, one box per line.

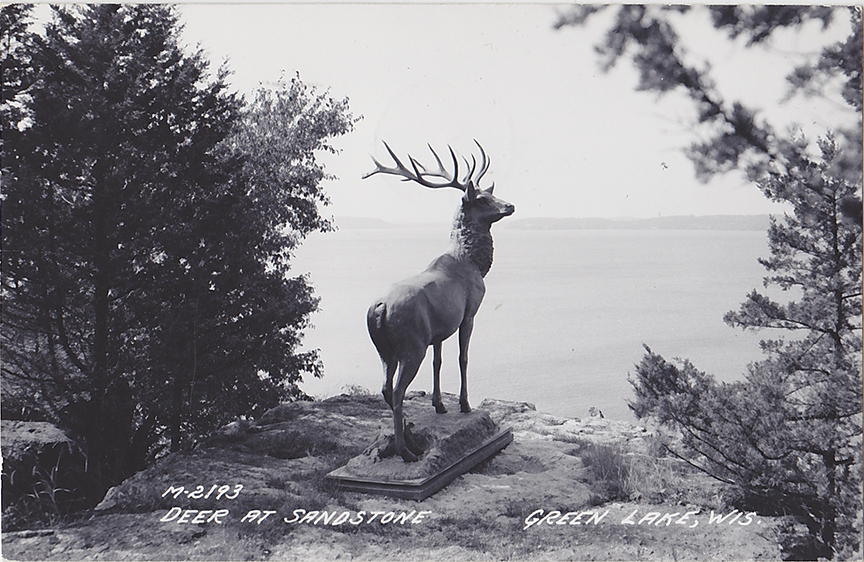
xmin=1 ymin=393 xmax=783 ymax=561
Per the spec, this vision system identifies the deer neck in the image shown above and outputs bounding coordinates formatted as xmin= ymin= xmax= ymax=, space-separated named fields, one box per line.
xmin=448 ymin=208 xmax=494 ymax=277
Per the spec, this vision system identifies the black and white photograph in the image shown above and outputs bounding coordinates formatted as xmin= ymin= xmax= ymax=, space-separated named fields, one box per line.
xmin=1 ymin=2 xmax=861 ymax=560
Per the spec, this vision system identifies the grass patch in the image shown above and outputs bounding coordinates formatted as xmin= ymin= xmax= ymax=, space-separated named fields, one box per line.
xmin=581 ymin=443 xmax=633 ymax=502
xmin=577 ymin=441 xmax=730 ymax=508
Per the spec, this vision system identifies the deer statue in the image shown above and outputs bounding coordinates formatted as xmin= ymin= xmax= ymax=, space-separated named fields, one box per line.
xmin=363 ymin=140 xmax=515 ymax=462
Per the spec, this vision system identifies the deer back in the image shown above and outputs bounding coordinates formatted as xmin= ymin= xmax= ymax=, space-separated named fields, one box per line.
xmin=380 ymin=253 xmax=485 ymax=347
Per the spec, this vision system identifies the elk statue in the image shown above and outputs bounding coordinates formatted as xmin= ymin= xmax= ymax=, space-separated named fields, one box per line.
xmin=363 ymin=140 xmax=515 ymax=462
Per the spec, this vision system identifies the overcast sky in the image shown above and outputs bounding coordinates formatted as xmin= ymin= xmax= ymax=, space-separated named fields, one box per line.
xmin=178 ymin=4 xmax=854 ymax=223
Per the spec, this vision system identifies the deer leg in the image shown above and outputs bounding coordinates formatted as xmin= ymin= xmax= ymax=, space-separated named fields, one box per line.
xmin=432 ymin=342 xmax=447 ymax=413
xmin=393 ymin=354 xmax=423 ymax=462
xmin=458 ymin=318 xmax=474 ymax=413
xmin=381 ymin=359 xmax=397 ymax=409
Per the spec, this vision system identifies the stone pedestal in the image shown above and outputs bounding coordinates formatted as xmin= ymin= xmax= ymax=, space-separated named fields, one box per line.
xmin=325 ymin=395 xmax=512 ymax=500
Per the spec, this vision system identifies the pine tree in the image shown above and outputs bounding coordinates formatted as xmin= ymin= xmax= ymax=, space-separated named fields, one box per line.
xmin=558 ymin=8 xmax=862 ymax=556
xmin=630 ymin=138 xmax=862 ymax=558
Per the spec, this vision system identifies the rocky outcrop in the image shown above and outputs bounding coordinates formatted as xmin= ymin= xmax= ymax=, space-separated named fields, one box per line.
xmin=2 ymin=393 xmax=782 ymax=561
xmin=478 ymin=397 xmax=651 ymax=450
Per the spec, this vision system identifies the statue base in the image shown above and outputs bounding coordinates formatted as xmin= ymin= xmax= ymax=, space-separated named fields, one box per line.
xmin=325 ymin=396 xmax=512 ymax=500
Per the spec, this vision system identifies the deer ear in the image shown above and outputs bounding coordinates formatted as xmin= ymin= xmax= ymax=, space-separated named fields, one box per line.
xmin=484 ymin=183 xmax=495 ymax=195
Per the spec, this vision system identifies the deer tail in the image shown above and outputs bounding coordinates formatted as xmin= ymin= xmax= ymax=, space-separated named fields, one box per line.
xmin=367 ymin=301 xmax=395 ymax=360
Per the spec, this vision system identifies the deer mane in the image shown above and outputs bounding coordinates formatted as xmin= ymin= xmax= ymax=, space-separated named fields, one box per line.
xmin=449 ymin=207 xmax=494 ymax=277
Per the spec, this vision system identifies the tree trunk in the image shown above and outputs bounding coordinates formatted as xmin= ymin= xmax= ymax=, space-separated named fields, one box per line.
xmin=820 ymin=449 xmax=837 ymax=557
xmin=89 ymin=183 xmax=110 ymax=488
xmin=171 ymin=361 xmax=184 ymax=453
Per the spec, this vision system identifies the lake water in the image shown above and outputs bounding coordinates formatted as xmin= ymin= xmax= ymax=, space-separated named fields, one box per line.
xmin=291 ymin=225 xmax=771 ymax=421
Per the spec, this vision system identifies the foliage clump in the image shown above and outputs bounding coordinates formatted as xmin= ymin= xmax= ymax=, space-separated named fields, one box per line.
xmin=555 ymin=5 xmax=862 ymax=184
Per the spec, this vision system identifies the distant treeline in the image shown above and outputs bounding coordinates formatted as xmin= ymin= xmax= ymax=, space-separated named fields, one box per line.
xmin=337 ymin=215 xmax=771 ymax=231
xmin=503 ymin=215 xmax=771 ymax=231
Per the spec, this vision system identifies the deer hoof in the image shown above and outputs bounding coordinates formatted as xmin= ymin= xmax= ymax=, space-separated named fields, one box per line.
xmin=434 ymin=403 xmax=447 ymax=414
xmin=400 ymin=447 xmax=419 ymax=462
xmin=460 ymin=402 xmax=471 ymax=413
xmin=407 ymin=441 xmax=424 ymax=457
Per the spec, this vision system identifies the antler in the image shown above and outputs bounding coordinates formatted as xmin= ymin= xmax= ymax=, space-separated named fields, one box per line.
xmin=363 ymin=140 xmax=492 ymax=192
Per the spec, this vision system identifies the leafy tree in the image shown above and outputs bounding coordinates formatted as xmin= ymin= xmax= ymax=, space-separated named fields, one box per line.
xmin=141 ymin=75 xmax=358 ymax=452
xmin=1 ymin=3 xmax=356 ymax=504
xmin=629 ymin=134 xmax=861 ymax=559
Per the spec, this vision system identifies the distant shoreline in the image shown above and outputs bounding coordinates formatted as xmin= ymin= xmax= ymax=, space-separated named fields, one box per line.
xmin=334 ymin=215 xmax=771 ymax=232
